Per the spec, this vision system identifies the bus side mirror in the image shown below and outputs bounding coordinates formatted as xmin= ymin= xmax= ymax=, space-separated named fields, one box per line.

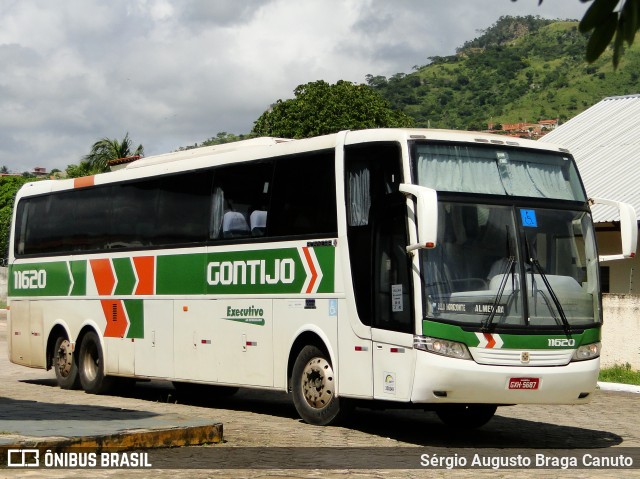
xmin=399 ymin=184 xmax=438 ymax=252
xmin=590 ymin=197 xmax=638 ymax=262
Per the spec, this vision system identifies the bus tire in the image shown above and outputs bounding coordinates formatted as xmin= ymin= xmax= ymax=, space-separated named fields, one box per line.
xmin=291 ymin=345 xmax=344 ymax=426
xmin=53 ymin=336 xmax=80 ymax=390
xmin=435 ymin=404 xmax=497 ymax=429
xmin=78 ymin=331 xmax=114 ymax=394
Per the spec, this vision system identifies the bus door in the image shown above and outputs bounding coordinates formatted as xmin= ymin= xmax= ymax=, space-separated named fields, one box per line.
xmin=370 ymin=193 xmax=415 ymax=401
xmin=216 ymin=298 xmax=273 ymax=387
xmin=134 ymin=299 xmax=174 ymax=378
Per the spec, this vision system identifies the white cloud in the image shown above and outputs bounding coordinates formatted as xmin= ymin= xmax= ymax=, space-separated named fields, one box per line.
xmin=0 ymin=0 xmax=589 ymax=172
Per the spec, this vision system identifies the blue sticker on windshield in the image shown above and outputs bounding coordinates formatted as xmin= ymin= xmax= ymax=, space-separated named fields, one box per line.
xmin=520 ymin=209 xmax=538 ymax=227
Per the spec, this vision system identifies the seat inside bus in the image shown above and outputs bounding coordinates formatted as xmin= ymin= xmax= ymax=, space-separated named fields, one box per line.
xmin=222 ymin=211 xmax=250 ymax=238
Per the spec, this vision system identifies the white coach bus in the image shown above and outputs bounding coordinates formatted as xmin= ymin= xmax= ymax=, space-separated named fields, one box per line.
xmin=7 ymin=128 xmax=637 ymax=427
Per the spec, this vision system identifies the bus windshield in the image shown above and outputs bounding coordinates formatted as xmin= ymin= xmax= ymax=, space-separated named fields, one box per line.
xmin=413 ymin=142 xmax=587 ymax=201
xmin=411 ymin=142 xmax=599 ymax=329
xmin=419 ymin=202 xmax=600 ymax=329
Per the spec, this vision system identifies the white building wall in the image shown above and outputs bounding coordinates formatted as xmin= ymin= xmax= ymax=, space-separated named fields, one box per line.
xmin=601 ymin=294 xmax=640 ymax=370
xmin=597 ymin=229 xmax=640 ymax=295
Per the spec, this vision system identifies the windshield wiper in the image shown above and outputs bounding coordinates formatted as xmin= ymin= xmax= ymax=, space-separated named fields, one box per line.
xmin=523 ymin=235 xmax=572 ymax=333
xmin=481 ymin=256 xmax=514 ymax=332
xmin=530 ymin=259 xmax=572 ymax=334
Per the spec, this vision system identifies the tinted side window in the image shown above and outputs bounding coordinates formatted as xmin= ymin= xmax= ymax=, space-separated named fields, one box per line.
xmin=16 ymin=150 xmax=339 ymax=256
xmin=111 ymin=171 xmax=212 ymax=247
xmin=155 ymin=173 xmax=212 ymax=244
xmin=210 ymin=161 xmax=273 ymax=240
xmin=111 ymin=180 xmax=157 ymax=248
xmin=268 ymin=152 xmax=337 ymax=237
xmin=17 ymin=170 xmax=214 ymax=256
xmin=68 ymin=187 xmax=112 ymax=251
xmin=22 ymin=187 xmax=112 ymax=255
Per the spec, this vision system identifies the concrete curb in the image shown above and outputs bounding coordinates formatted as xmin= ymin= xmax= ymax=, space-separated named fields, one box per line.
xmin=597 ymin=381 xmax=640 ymax=394
xmin=2 ymin=423 xmax=223 ymax=451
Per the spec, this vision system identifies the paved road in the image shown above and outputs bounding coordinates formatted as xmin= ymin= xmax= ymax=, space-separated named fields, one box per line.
xmin=0 ymin=312 xmax=639 ymax=478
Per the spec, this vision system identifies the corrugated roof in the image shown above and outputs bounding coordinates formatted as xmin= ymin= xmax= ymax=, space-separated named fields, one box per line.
xmin=540 ymin=94 xmax=640 ymax=223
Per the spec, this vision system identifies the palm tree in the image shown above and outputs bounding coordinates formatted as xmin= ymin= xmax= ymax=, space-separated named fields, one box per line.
xmin=82 ymin=133 xmax=144 ymax=173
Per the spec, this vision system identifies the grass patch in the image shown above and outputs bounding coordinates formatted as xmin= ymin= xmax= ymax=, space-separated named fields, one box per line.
xmin=599 ymin=363 xmax=640 ymax=386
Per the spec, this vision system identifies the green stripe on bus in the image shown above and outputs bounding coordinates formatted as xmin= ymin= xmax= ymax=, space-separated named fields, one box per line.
xmin=70 ymin=260 xmax=87 ymax=296
xmin=124 ymin=299 xmax=144 ymax=339
xmin=156 ymin=253 xmax=207 ymax=295
xmin=155 ymin=247 xmax=335 ymax=295
xmin=9 ymin=262 xmax=71 ymax=297
xmin=113 ymin=258 xmax=136 ymax=295
xmin=314 ymin=246 xmax=335 ymax=293
xmin=9 ymin=245 xmax=336 ymax=297
xmin=423 ymin=319 xmax=601 ymax=348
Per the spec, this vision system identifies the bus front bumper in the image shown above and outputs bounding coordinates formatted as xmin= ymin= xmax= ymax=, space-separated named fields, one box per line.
xmin=411 ymin=350 xmax=599 ymax=405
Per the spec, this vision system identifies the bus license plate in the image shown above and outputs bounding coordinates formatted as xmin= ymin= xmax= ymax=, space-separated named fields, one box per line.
xmin=508 ymin=378 xmax=540 ymax=390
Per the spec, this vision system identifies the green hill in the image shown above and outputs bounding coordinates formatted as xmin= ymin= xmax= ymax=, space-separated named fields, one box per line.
xmin=367 ymin=16 xmax=640 ymax=131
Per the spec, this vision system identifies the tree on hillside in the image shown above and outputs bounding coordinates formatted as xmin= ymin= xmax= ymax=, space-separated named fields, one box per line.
xmin=460 ymin=15 xmax=553 ymax=51
xmin=176 ymin=132 xmax=256 ymax=151
xmin=80 ymin=133 xmax=144 ymax=175
xmin=514 ymin=0 xmax=640 ymax=67
xmin=252 ymin=80 xmax=414 ymax=139
xmin=202 ymin=132 xmax=256 ymax=146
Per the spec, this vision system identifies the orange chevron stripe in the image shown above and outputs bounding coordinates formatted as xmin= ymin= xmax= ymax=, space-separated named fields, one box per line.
xmin=302 ymin=247 xmax=318 ymax=294
xmin=133 ymin=256 xmax=155 ymax=295
xmin=483 ymin=332 xmax=496 ymax=349
xmin=102 ymin=300 xmax=128 ymax=338
xmin=90 ymin=259 xmax=115 ymax=296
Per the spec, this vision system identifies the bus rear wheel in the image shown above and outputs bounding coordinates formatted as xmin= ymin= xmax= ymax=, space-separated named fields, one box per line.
xmin=291 ymin=345 xmax=345 ymax=426
xmin=435 ymin=404 xmax=497 ymax=429
xmin=78 ymin=331 xmax=114 ymax=394
xmin=53 ymin=336 xmax=80 ymax=389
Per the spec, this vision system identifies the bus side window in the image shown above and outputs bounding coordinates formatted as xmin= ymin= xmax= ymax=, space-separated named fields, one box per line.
xmin=371 ymin=193 xmax=413 ymax=333
xmin=345 ymin=142 xmax=403 ymax=327
xmin=268 ymin=152 xmax=337 ymax=237
xmin=14 ymin=201 xmax=27 ymax=256
xmin=209 ymin=162 xmax=273 ymax=240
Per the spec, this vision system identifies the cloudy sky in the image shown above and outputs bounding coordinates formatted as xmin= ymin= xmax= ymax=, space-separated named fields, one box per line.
xmin=1 ymin=0 xmax=590 ymax=173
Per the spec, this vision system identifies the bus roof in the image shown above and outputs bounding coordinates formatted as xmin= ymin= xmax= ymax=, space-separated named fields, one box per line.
xmin=17 ymin=128 xmax=571 ymax=199
xmin=124 ymin=136 xmax=293 ymax=170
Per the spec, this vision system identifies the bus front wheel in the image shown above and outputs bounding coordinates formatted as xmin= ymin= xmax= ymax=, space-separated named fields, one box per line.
xmin=291 ymin=345 xmax=345 ymax=426
xmin=435 ymin=404 xmax=497 ymax=429
xmin=53 ymin=336 xmax=80 ymax=390
xmin=78 ymin=331 xmax=114 ymax=394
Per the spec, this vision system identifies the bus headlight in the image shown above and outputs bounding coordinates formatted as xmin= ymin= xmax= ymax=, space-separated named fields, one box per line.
xmin=414 ymin=336 xmax=471 ymax=360
xmin=572 ymin=342 xmax=601 ymax=361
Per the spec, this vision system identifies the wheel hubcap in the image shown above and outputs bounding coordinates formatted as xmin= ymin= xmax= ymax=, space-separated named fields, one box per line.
xmin=82 ymin=343 xmax=99 ymax=382
xmin=55 ymin=340 xmax=73 ymax=377
xmin=301 ymin=357 xmax=334 ymax=409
